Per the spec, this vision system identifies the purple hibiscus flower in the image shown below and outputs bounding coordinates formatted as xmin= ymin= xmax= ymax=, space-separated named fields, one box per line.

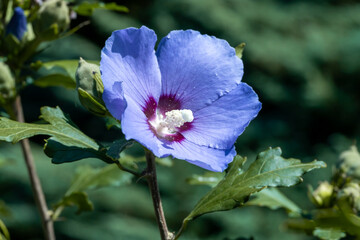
xmin=6 ymin=7 xmax=27 ymax=40
xmin=101 ymin=26 xmax=261 ymax=172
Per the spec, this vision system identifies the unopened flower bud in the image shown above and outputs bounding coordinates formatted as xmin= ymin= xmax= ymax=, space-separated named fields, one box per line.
xmin=76 ymin=58 xmax=107 ymax=116
xmin=33 ymin=0 xmax=70 ymax=41
xmin=338 ymin=182 xmax=360 ymax=211
xmin=235 ymin=42 xmax=246 ymax=59
xmin=6 ymin=7 xmax=27 ymax=40
xmin=0 ymin=62 xmax=16 ymax=104
xmin=339 ymin=146 xmax=360 ymax=179
xmin=309 ymin=181 xmax=333 ymax=207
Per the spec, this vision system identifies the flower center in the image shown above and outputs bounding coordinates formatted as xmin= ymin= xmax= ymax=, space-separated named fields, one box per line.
xmin=150 ymin=109 xmax=194 ymax=136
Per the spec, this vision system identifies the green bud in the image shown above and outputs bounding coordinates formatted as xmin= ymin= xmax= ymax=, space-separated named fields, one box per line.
xmin=339 ymin=145 xmax=360 ymax=179
xmin=309 ymin=181 xmax=334 ymax=207
xmin=0 ymin=62 xmax=16 ymax=104
xmin=33 ymin=0 xmax=70 ymax=41
xmin=235 ymin=42 xmax=246 ymax=59
xmin=76 ymin=57 xmax=107 ymax=116
xmin=338 ymin=182 xmax=360 ymax=211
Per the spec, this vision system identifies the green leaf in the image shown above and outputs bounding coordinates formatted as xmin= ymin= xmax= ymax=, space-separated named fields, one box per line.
xmin=186 ymin=169 xmax=301 ymax=216
xmin=34 ymin=60 xmax=99 ymax=89
xmin=34 ymin=73 xmax=76 ymax=88
xmin=335 ymin=197 xmax=360 ymax=236
xmin=0 ymin=200 xmax=10 ymax=217
xmin=4 ymin=34 xmax=21 ymax=54
xmin=69 ymin=164 xmax=133 ymax=192
xmin=187 ymin=172 xmax=224 ymax=187
xmin=42 ymin=60 xmax=82 ymax=77
xmin=73 ymin=2 xmax=128 ymax=16
xmin=0 ymin=218 xmax=10 ymax=240
xmin=104 ymin=116 xmax=121 ymax=130
xmin=0 ymin=106 xmax=97 ymax=147
xmin=184 ymin=147 xmax=325 ymax=222
xmin=54 ymin=192 xmax=93 ymax=214
xmin=118 ymin=154 xmax=141 ymax=170
xmin=77 ymin=88 xmax=107 ymax=116
xmin=44 ymin=139 xmax=111 ymax=164
xmin=54 ymin=164 xmax=133 ymax=215
xmin=313 ymin=228 xmax=346 ymax=240
xmin=0 ymin=106 xmax=109 ymax=164
xmin=106 ymin=139 xmax=134 ymax=160
xmin=246 ymin=188 xmax=302 ymax=216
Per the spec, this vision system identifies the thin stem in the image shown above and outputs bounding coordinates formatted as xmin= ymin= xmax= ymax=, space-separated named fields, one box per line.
xmin=145 ymin=150 xmax=173 ymax=240
xmin=174 ymin=222 xmax=186 ymax=240
xmin=51 ymin=205 xmax=64 ymax=222
xmin=114 ymin=160 xmax=141 ymax=177
xmin=13 ymin=96 xmax=55 ymax=240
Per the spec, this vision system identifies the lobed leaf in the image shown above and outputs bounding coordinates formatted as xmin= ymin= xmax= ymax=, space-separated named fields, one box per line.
xmin=106 ymin=139 xmax=134 ymax=160
xmin=184 ymin=147 xmax=325 ymax=222
xmin=0 ymin=106 xmax=111 ymax=164
xmin=245 ymin=188 xmax=301 ymax=216
xmin=0 ymin=106 xmax=97 ymax=147
xmin=186 ymin=164 xmax=301 ymax=216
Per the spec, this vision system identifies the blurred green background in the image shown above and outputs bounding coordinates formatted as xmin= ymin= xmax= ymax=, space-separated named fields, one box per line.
xmin=1 ymin=0 xmax=360 ymax=239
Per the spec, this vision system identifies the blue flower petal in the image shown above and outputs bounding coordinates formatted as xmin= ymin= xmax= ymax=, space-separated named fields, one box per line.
xmin=182 ymin=83 xmax=262 ymax=149
xmin=156 ymin=30 xmax=244 ymax=112
xmin=122 ymin=97 xmax=161 ymax=155
xmin=101 ymin=26 xmax=162 ymax=120
xmin=6 ymin=7 xmax=27 ymax=40
xmin=102 ymin=81 xmax=126 ymax=120
xmin=158 ymin=140 xmax=236 ymax=172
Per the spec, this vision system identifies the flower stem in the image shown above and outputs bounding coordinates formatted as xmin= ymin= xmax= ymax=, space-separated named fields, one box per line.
xmin=13 ymin=96 xmax=55 ymax=240
xmin=145 ymin=150 xmax=173 ymax=240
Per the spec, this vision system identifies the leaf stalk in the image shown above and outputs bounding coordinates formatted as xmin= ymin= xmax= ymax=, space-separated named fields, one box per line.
xmin=114 ymin=160 xmax=141 ymax=177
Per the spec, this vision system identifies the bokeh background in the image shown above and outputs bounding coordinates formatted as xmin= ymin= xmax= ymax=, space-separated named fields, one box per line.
xmin=1 ymin=0 xmax=360 ymax=239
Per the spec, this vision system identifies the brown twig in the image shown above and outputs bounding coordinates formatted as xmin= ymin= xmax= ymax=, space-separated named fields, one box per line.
xmin=145 ymin=150 xmax=173 ymax=240
xmin=13 ymin=96 xmax=55 ymax=240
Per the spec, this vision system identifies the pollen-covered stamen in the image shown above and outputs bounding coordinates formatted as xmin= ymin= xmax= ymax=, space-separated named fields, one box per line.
xmin=150 ymin=109 xmax=194 ymax=136
xmin=161 ymin=109 xmax=194 ymax=132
